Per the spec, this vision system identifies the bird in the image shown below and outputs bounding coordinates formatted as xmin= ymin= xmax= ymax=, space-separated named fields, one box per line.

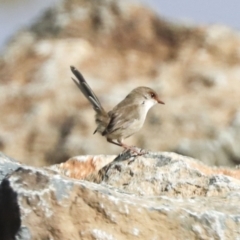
xmin=70 ymin=66 xmax=164 ymax=154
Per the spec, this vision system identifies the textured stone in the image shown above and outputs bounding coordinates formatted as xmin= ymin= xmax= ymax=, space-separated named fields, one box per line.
xmin=2 ymin=152 xmax=240 ymax=239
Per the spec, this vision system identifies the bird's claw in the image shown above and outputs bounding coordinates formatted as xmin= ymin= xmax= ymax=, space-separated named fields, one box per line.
xmin=124 ymin=146 xmax=148 ymax=156
xmin=116 ymin=146 xmax=148 ymax=163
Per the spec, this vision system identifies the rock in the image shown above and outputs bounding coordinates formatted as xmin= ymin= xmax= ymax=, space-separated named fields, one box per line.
xmin=2 ymin=151 xmax=240 ymax=239
xmin=50 ymin=154 xmax=116 ymax=181
xmin=0 ymin=152 xmax=21 ymax=181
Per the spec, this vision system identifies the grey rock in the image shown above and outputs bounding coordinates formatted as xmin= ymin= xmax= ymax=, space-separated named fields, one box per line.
xmin=0 ymin=152 xmax=21 ymax=181
xmin=1 ymin=152 xmax=240 ymax=239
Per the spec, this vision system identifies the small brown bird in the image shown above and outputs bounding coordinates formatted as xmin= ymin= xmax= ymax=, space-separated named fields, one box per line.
xmin=70 ymin=66 xmax=164 ymax=153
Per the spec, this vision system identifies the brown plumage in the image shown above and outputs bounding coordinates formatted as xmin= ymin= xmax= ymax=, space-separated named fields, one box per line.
xmin=70 ymin=66 xmax=164 ymax=152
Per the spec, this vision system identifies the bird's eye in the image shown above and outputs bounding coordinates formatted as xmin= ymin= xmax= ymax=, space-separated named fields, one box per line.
xmin=150 ymin=92 xmax=155 ymax=98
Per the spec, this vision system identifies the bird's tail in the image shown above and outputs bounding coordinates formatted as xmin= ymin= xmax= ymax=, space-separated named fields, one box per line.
xmin=70 ymin=66 xmax=104 ymax=113
xmin=70 ymin=66 xmax=109 ymax=134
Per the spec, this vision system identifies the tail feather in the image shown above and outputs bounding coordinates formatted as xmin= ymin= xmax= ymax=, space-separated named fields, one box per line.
xmin=70 ymin=66 xmax=110 ymax=134
xmin=70 ymin=66 xmax=103 ymax=113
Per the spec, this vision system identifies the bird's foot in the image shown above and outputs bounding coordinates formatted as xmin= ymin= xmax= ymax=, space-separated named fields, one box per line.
xmin=122 ymin=146 xmax=148 ymax=156
xmin=115 ymin=147 xmax=149 ymax=163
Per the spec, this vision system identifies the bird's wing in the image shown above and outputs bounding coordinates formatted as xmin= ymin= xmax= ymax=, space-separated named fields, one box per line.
xmin=103 ymin=104 xmax=140 ymax=136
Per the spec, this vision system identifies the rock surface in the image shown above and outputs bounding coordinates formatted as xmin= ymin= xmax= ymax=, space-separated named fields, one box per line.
xmin=2 ymin=151 xmax=240 ymax=239
xmin=0 ymin=0 xmax=240 ymax=166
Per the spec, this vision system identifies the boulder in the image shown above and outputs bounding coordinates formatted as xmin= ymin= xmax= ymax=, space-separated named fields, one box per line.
xmin=1 ymin=151 xmax=240 ymax=239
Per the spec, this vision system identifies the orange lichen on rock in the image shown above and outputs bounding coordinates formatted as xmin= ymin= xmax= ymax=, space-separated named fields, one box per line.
xmin=53 ymin=155 xmax=116 ymax=180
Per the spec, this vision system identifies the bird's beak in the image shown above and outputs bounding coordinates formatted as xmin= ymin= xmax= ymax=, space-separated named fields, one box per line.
xmin=157 ymin=98 xmax=165 ymax=104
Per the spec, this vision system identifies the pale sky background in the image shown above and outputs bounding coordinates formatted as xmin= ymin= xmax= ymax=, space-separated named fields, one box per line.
xmin=1 ymin=0 xmax=240 ymax=52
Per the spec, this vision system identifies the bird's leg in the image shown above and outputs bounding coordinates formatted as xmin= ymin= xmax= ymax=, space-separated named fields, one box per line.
xmin=107 ymin=138 xmax=123 ymax=147
xmin=107 ymin=138 xmax=146 ymax=155
xmin=117 ymin=139 xmax=145 ymax=155
xmin=106 ymin=138 xmax=134 ymax=155
xmin=107 ymin=138 xmax=135 ymax=151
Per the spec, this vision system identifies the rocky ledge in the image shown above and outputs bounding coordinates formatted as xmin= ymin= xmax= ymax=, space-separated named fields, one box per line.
xmin=1 ymin=151 xmax=240 ymax=239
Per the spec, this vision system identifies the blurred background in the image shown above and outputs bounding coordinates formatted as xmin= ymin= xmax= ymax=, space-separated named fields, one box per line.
xmin=0 ymin=0 xmax=240 ymax=167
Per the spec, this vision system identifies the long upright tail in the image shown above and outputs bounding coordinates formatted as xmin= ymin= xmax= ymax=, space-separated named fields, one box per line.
xmin=70 ymin=66 xmax=104 ymax=113
xmin=70 ymin=66 xmax=109 ymax=134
